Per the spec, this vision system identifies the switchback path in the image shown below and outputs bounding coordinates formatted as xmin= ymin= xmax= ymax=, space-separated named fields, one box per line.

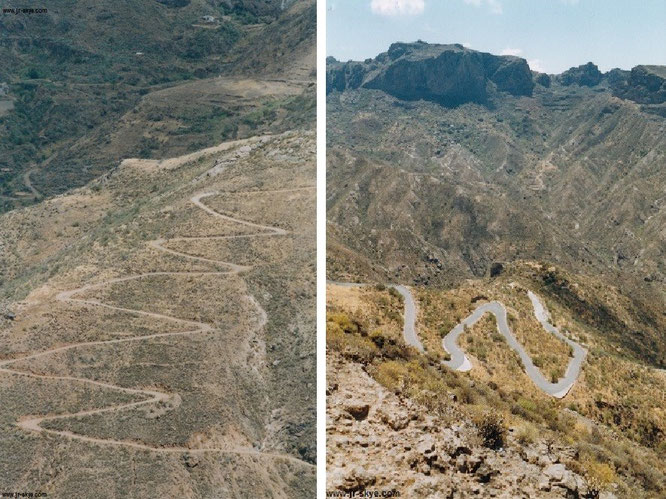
xmin=327 ymin=282 xmax=586 ymax=398
xmin=0 ymin=168 xmax=42 ymax=202
xmin=23 ymin=169 xmax=42 ymax=199
xmin=441 ymin=291 xmax=587 ymax=398
xmin=0 ymin=187 xmax=315 ymax=469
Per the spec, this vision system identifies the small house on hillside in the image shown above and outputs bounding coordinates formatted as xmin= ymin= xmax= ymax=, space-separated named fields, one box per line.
xmin=201 ymin=15 xmax=216 ymax=23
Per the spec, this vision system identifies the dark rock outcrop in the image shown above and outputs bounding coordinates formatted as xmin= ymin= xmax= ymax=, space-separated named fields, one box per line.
xmin=489 ymin=263 xmax=504 ymax=278
xmin=482 ymin=53 xmax=535 ymax=97
xmin=363 ymin=46 xmax=490 ymax=106
xmin=559 ymin=62 xmax=603 ymax=87
xmin=326 ymin=58 xmax=368 ymax=94
xmin=612 ymin=65 xmax=666 ymax=104
xmin=327 ymin=41 xmax=535 ymax=107
xmin=535 ymin=72 xmax=551 ymax=88
xmin=606 ymin=68 xmax=630 ymax=87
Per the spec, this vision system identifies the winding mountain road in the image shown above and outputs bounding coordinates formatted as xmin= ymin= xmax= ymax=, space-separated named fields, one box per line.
xmin=328 ymin=282 xmax=586 ymax=398
xmin=441 ymin=291 xmax=587 ymax=398
xmin=0 ymin=187 xmax=315 ymax=469
xmin=326 ymin=282 xmax=422 ymax=352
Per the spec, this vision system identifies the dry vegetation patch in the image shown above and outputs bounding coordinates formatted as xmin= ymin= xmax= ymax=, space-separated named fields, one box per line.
xmin=417 ymin=281 xmax=573 ymax=380
xmin=326 ymin=270 xmax=666 ymax=496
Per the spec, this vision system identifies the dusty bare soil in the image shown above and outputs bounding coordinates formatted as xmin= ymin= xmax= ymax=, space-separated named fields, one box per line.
xmin=0 ymin=131 xmax=315 ymax=498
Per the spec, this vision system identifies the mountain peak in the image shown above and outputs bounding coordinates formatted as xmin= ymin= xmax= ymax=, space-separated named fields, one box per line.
xmin=559 ymin=62 xmax=603 ymax=87
xmin=327 ymin=41 xmax=534 ymax=107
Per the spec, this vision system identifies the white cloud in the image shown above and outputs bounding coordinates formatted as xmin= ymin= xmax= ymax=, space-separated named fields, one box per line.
xmin=370 ymin=0 xmax=425 ymax=16
xmin=528 ymin=59 xmax=546 ymax=73
xmin=499 ymin=49 xmax=547 ymax=72
xmin=464 ymin=0 xmax=502 ymax=15
xmin=500 ymin=47 xmax=523 ymax=56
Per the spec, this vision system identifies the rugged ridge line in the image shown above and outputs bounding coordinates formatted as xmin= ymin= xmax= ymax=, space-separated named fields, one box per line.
xmin=327 ymin=41 xmax=666 ymax=110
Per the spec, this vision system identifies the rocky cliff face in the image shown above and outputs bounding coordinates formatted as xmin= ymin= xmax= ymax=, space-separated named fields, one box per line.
xmin=327 ymin=42 xmax=534 ymax=107
xmin=558 ymin=62 xmax=604 ymax=87
xmin=612 ymin=65 xmax=666 ymax=105
xmin=326 ymin=58 xmax=368 ymax=93
xmin=328 ymin=42 xmax=666 ymax=112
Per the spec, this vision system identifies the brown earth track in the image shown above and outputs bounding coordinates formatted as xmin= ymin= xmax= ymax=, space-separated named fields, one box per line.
xmin=0 ymin=188 xmax=315 ymax=469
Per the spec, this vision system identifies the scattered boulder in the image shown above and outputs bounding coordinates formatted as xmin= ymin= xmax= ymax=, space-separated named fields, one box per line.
xmin=415 ymin=434 xmax=436 ymax=458
xmin=329 ymin=466 xmax=376 ymax=493
xmin=558 ymin=469 xmax=578 ymax=493
xmin=182 ymin=454 xmax=200 ymax=469
xmin=475 ymin=462 xmax=497 ymax=483
xmin=543 ymin=463 xmax=566 ymax=482
xmin=376 ymin=406 xmax=410 ymax=431
xmin=537 ymin=475 xmax=551 ymax=491
xmin=343 ymin=400 xmax=370 ymax=420
xmin=455 ymin=453 xmax=483 ymax=474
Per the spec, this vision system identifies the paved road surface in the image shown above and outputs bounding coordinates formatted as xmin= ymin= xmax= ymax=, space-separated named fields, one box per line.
xmin=440 ymin=292 xmax=587 ymax=398
xmin=328 ymin=282 xmax=586 ymax=398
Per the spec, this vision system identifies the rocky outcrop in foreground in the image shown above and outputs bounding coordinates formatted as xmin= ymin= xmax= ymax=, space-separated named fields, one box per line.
xmin=327 ymin=354 xmax=616 ymax=498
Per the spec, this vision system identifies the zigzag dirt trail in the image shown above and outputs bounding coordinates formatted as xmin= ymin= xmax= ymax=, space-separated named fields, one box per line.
xmin=0 ymin=188 xmax=315 ymax=469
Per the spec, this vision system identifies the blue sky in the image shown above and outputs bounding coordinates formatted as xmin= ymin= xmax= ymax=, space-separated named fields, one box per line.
xmin=327 ymin=0 xmax=666 ymax=73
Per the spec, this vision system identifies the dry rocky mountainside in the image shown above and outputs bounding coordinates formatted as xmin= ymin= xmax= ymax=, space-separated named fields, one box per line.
xmin=0 ymin=1 xmax=314 ymax=497
xmin=327 ymin=42 xmax=665 ymax=497
xmin=0 ymin=131 xmax=315 ymax=498
xmin=0 ymin=0 xmax=314 ymax=210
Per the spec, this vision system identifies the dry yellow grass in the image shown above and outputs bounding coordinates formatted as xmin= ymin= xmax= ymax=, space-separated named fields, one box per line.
xmin=416 ymin=280 xmax=573 ymax=380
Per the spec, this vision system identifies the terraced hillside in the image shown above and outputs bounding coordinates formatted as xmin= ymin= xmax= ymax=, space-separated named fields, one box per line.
xmin=0 ymin=131 xmax=315 ymax=497
xmin=0 ymin=0 xmax=315 ymax=211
